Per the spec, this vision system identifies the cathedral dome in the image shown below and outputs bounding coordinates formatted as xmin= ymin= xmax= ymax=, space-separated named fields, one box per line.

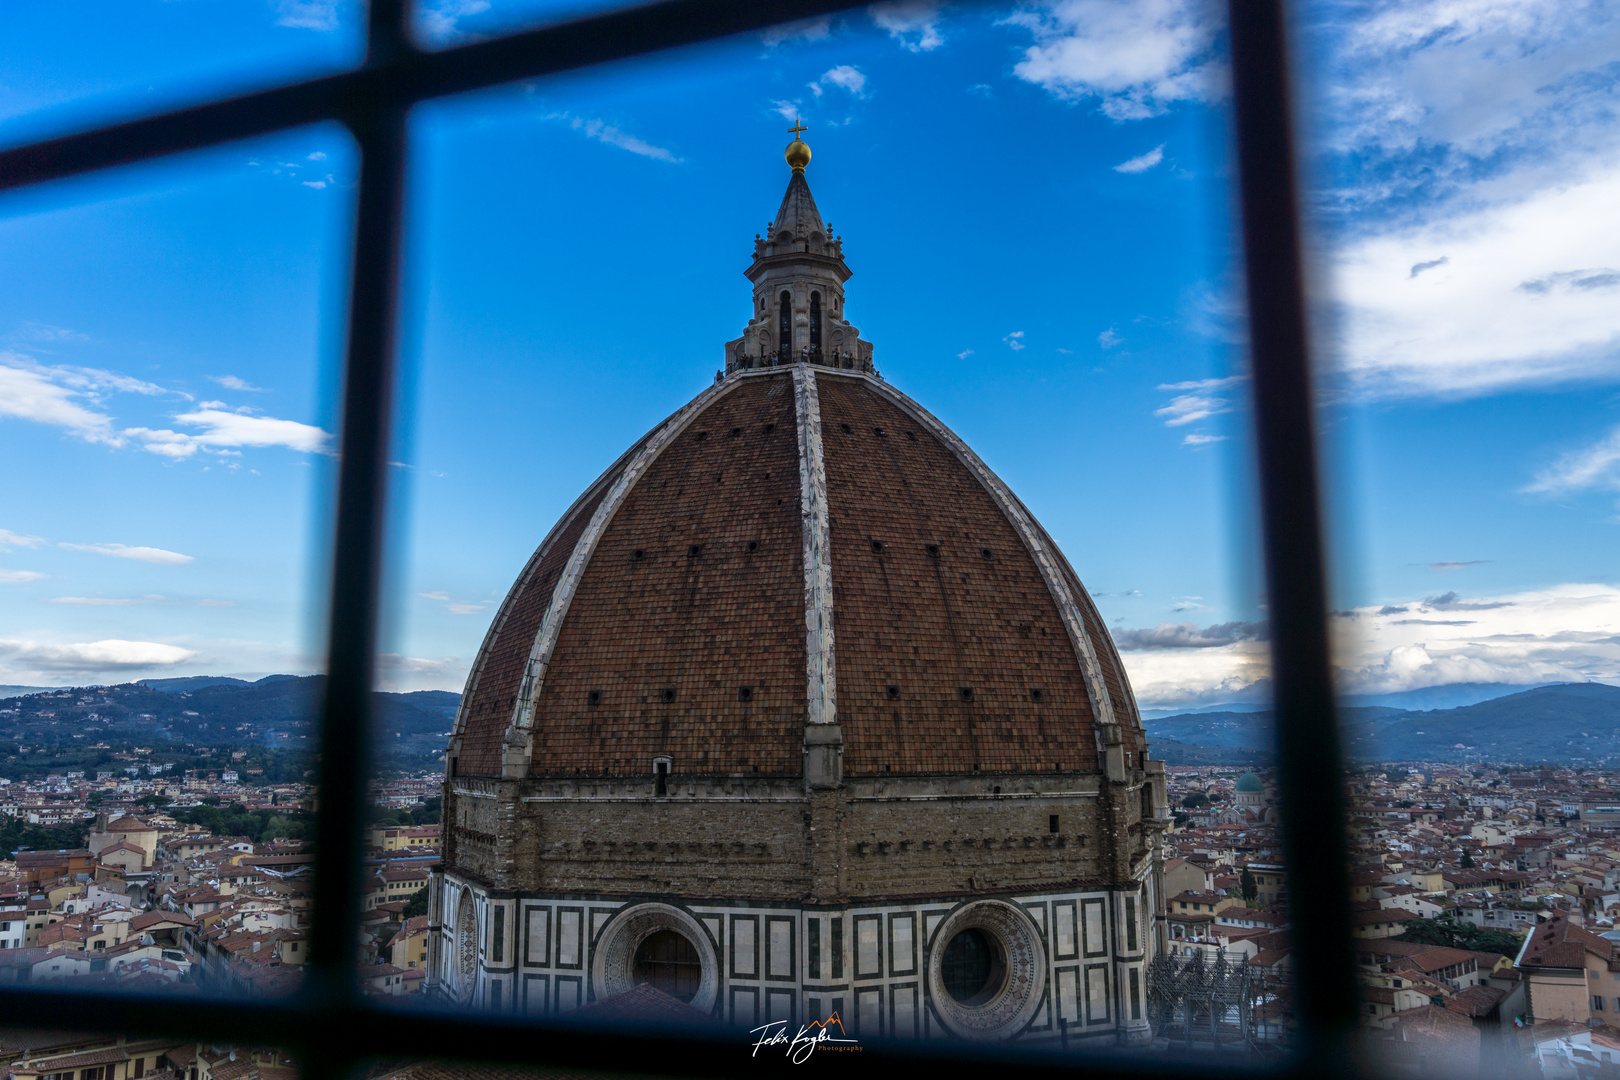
xmin=447 ymin=367 xmax=1146 ymax=781
xmin=1235 ymin=772 xmax=1264 ymax=793
xmin=445 ymin=154 xmax=1147 ymax=787
xmin=430 ymin=143 xmax=1169 ymax=1043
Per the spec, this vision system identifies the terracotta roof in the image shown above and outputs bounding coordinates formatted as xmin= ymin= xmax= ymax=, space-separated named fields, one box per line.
xmin=130 ymin=911 xmax=196 ymax=930
xmin=103 ymin=818 xmax=151 ymax=831
xmin=1405 ymin=946 xmax=1478 ymax=973
xmin=14 ymin=1047 xmax=128 ymax=1070
xmin=1520 ymin=915 xmax=1613 ymax=970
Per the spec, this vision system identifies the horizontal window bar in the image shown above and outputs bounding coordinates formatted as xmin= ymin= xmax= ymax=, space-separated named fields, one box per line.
xmin=0 ymin=0 xmax=872 ymax=192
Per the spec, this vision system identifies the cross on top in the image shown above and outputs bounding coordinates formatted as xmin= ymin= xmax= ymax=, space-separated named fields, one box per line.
xmin=788 ymin=118 xmax=808 ymax=139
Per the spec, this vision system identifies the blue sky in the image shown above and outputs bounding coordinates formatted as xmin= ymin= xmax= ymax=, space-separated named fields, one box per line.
xmin=2 ymin=0 xmax=1618 ymax=711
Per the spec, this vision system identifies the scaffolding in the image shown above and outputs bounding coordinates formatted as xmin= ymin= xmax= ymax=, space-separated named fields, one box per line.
xmin=1146 ymin=947 xmax=1284 ymax=1057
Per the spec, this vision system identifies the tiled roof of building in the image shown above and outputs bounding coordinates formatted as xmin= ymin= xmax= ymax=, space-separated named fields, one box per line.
xmin=1520 ymin=914 xmax=1613 ymax=970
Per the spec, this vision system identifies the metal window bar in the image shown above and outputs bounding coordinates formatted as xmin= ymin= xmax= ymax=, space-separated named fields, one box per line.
xmin=0 ymin=0 xmax=1356 ymax=1077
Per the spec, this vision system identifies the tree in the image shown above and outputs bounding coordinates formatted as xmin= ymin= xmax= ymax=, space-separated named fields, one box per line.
xmin=1240 ymin=867 xmax=1258 ymax=906
xmin=1385 ymin=769 xmax=1406 ymax=784
xmin=1460 ymin=851 xmax=1475 ymax=869
xmin=136 ymin=794 xmax=172 ymax=809
xmin=403 ymin=887 xmax=429 ymax=919
xmin=1474 ymin=929 xmax=1524 ymax=956
xmin=1181 ymin=793 xmax=1209 ymax=809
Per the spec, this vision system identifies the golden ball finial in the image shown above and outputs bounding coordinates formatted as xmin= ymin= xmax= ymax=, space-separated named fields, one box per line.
xmin=785 ymin=138 xmax=811 ymax=172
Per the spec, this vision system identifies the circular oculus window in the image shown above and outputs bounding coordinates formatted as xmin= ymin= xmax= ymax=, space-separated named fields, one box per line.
xmin=928 ymin=900 xmax=1046 ymax=1040
xmin=591 ymin=902 xmax=719 ymax=1013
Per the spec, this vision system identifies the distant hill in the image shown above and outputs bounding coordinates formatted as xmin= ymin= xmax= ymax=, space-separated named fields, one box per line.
xmin=1150 ymin=739 xmax=1271 ymax=767
xmin=1349 ymin=683 xmax=1620 ymax=763
xmin=0 ymin=685 xmax=51 ymax=699
xmin=1140 ymin=681 xmax=1552 ymax=720
xmin=13 ymin=675 xmax=1620 ymax=767
xmin=138 ymin=676 xmax=256 ymax=692
xmin=0 ymin=675 xmax=457 ymax=765
xmin=1145 ymin=683 xmax=1620 ymax=764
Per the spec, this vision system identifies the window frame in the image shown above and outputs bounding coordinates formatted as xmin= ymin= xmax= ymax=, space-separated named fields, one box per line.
xmin=0 ymin=0 xmax=1355 ymax=1075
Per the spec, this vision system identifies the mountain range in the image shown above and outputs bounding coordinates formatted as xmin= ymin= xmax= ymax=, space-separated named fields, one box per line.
xmin=8 ymin=677 xmax=1620 ymax=767
xmin=1146 ymin=683 xmax=1620 ymax=765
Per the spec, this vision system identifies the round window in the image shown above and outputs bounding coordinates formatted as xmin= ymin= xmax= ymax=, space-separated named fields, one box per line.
xmin=926 ymin=900 xmax=1046 ymax=1040
xmin=941 ymin=928 xmax=1005 ymax=1005
xmin=633 ymin=929 xmax=702 ymax=1002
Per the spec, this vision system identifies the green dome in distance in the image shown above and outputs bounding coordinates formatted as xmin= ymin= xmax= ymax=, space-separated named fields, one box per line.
xmin=1235 ymin=772 xmax=1264 ymax=793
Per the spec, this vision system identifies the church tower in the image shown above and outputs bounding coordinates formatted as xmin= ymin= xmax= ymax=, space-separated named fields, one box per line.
xmin=427 ymin=130 xmax=1169 ymax=1046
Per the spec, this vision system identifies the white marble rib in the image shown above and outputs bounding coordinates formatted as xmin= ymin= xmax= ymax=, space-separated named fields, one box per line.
xmin=793 ymin=365 xmax=838 ymax=726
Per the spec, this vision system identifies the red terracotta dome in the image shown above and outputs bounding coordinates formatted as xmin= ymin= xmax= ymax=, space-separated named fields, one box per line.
xmin=447 ymin=365 xmax=1145 ymax=782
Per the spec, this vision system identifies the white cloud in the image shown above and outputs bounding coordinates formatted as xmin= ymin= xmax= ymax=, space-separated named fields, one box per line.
xmin=0 ymin=354 xmax=121 ymax=444
xmin=957 ymin=348 xmax=975 ymax=360
xmin=419 ymin=590 xmax=488 ymax=615
xmin=1003 ymin=0 xmax=1228 ymax=119
xmin=1311 ymin=0 xmax=1620 ymax=399
xmin=59 ymin=542 xmax=193 ymax=566
xmin=0 ymin=638 xmax=197 ymax=674
xmin=1154 ymin=375 xmax=1243 ymax=426
xmin=761 ymin=17 xmax=832 ymax=47
xmin=274 ymin=0 xmax=341 ymax=30
xmin=1524 ymin=425 xmax=1620 ymax=496
xmin=17 ymin=322 xmax=89 ymax=343
xmin=870 ymin=1 xmax=944 ymax=51
xmin=1118 ymin=583 xmax=1620 ymax=710
xmin=209 ymin=375 xmax=267 ymax=393
xmin=420 ymin=0 xmax=490 ymax=40
xmin=1113 ymin=144 xmax=1165 ymax=173
xmin=1329 ymin=166 xmax=1620 ymax=397
xmin=2 ymin=354 xmax=320 ymax=461
xmin=1004 ymin=330 xmax=1026 ymax=351
xmin=0 ymin=570 xmax=46 ymax=583
xmin=48 ymin=597 xmax=140 ymax=606
xmin=541 ymin=113 xmax=682 ymax=164
xmin=0 ymin=529 xmax=44 ymax=552
xmin=1182 ymin=433 xmax=1226 ymax=447
xmin=817 ymin=65 xmax=869 ymax=97
xmin=376 ymin=653 xmax=467 ymax=693
xmin=126 ymin=408 xmax=330 ymax=459
xmin=1098 ymin=328 xmax=1122 ymax=348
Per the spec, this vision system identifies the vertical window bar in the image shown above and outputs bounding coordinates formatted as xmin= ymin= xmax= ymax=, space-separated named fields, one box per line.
xmin=308 ymin=97 xmax=408 ymax=994
xmin=1227 ymin=0 xmax=1358 ymax=1068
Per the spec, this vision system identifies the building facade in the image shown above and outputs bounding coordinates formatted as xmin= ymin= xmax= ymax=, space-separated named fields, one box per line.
xmin=426 ymin=134 xmax=1171 ymax=1045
